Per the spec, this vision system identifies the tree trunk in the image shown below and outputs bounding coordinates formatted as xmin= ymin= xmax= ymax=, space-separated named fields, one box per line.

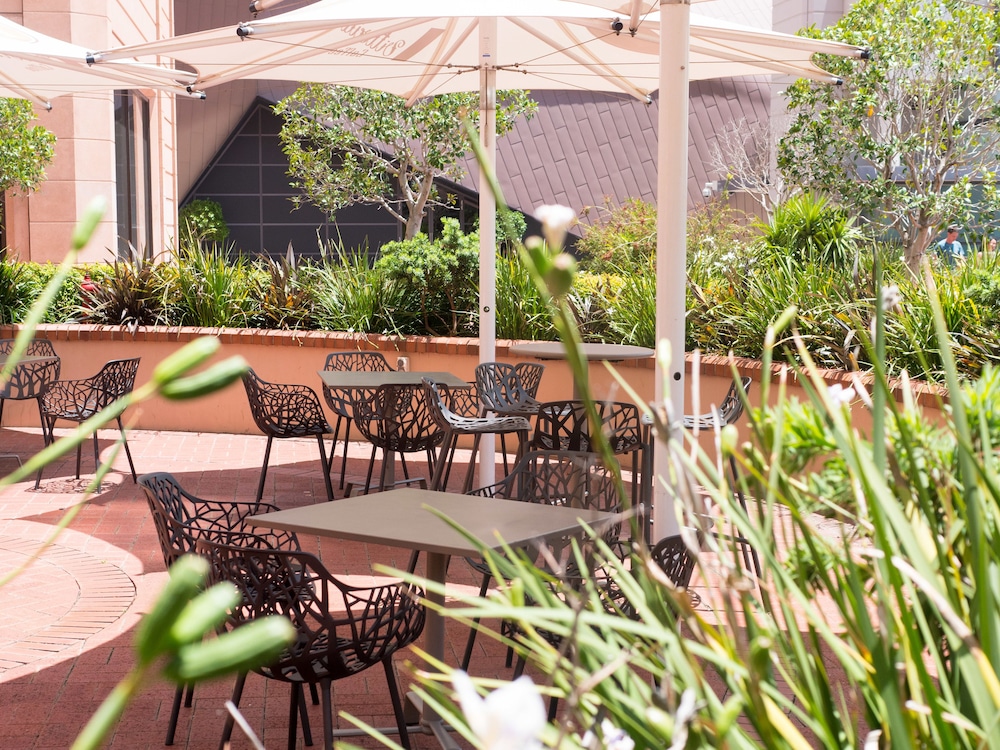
xmin=904 ymin=224 xmax=936 ymax=276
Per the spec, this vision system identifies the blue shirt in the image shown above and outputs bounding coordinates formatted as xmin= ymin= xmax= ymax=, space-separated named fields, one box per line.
xmin=936 ymin=238 xmax=967 ymax=267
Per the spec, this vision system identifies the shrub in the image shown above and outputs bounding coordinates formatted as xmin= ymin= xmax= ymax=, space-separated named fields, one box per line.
xmin=83 ymin=247 xmax=168 ymax=329
xmin=164 ymin=241 xmax=258 ymax=328
xmin=758 ymin=192 xmax=863 ymax=266
xmin=178 ymin=199 xmax=229 ymax=244
xmin=0 ymin=255 xmax=31 ymax=324
xmin=376 ymin=218 xmax=479 ymax=336
xmin=309 ymin=244 xmax=417 ymax=336
xmin=255 ymin=245 xmax=315 ymax=330
xmin=576 ymin=197 xmax=656 ymax=273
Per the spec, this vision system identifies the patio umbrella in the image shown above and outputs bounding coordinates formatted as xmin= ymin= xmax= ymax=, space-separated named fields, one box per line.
xmin=93 ymin=0 xmax=864 ymax=528
xmin=0 ymin=14 xmax=199 ymax=108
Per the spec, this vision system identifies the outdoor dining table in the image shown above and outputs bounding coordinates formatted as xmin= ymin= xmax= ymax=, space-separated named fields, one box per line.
xmin=317 ymin=370 xmax=470 ymax=492
xmin=248 ymin=486 xmax=618 ymax=749
xmin=509 ymin=342 xmax=654 ymax=399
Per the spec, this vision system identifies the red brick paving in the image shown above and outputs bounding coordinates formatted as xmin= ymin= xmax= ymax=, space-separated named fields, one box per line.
xmin=0 ymin=425 xmax=589 ymax=749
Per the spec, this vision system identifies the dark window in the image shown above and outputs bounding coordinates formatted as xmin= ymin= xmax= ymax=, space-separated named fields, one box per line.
xmin=114 ymin=91 xmax=152 ymax=258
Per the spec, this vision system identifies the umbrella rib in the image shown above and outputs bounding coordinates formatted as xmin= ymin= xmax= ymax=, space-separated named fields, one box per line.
xmin=508 ymin=18 xmax=650 ymax=101
xmin=402 ymin=16 xmax=469 ymax=105
xmin=0 ymin=66 xmax=51 ymax=108
xmin=687 ymin=41 xmax=840 ymax=82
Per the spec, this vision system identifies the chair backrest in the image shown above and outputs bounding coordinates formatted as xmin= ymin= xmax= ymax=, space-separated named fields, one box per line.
xmin=93 ymin=358 xmax=140 ymax=405
xmin=472 ymin=449 xmax=621 ymax=513
xmin=719 ymin=376 xmax=752 ymax=426
xmin=242 ymin=368 xmax=329 ymax=438
xmin=421 ymin=378 xmax=457 ymax=434
xmin=650 ymin=533 xmax=698 ymax=590
xmin=352 ymin=383 xmax=444 ymax=453
xmin=532 ymin=400 xmax=643 ymax=456
xmin=195 ymin=535 xmax=425 ymax=682
xmin=321 ymin=353 xmax=393 ymax=418
xmin=475 ymin=362 xmax=540 ymax=414
xmin=138 ymin=471 xmax=295 ymax=567
xmin=0 ymin=338 xmax=58 ymax=358
xmin=0 ymin=355 xmax=60 ymax=400
xmin=513 ymin=362 xmax=545 ymax=397
xmin=323 ymin=352 xmax=393 ymax=373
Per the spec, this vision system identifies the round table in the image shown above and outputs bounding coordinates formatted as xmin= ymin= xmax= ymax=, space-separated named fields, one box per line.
xmin=509 ymin=342 xmax=654 ymax=399
xmin=509 ymin=342 xmax=654 ymax=362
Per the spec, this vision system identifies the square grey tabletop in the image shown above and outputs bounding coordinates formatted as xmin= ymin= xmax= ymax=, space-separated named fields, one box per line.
xmin=248 ymin=487 xmax=616 ymax=558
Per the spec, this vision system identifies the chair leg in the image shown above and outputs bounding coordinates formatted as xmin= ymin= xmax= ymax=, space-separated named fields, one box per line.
xmin=165 ymin=684 xmax=184 ymax=745
xmin=461 ymin=434 xmax=483 ymax=494
xmin=219 ymin=671 xmax=247 ymax=750
xmin=184 ymin=683 xmax=194 ymax=707
xmin=256 ymin=436 xmax=274 ymax=504
xmin=287 ymin=679 xmax=303 ymax=750
xmin=339 ymin=417 xmax=354 ymax=490
xmin=429 ymin=433 xmax=454 ymax=491
xmin=33 ymin=401 xmax=47 ymax=489
xmin=320 ymin=679 xmax=334 ymax=750
xmin=116 ymin=416 xmax=137 ymax=482
xmin=297 ymin=684 xmax=314 ymax=747
xmin=382 ymin=658 xmax=412 ymax=750
xmin=460 ymin=572 xmax=493 ymax=671
xmin=729 ymin=454 xmax=762 ymax=578
xmin=316 ymin=434 xmax=335 ymax=502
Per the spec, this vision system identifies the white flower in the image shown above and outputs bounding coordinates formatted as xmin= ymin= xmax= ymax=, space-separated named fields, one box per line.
xmin=581 ymin=719 xmax=635 ymax=750
xmin=881 ymin=284 xmax=902 ymax=312
xmin=452 ymin=671 xmax=546 ymax=750
xmin=828 ymin=383 xmax=855 ymax=407
xmin=534 ymin=204 xmax=577 ymax=249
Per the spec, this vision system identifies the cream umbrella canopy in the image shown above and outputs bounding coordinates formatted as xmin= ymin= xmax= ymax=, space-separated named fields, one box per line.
xmin=0 ymin=14 xmax=199 ymax=108
xmin=95 ymin=0 xmax=864 ymax=521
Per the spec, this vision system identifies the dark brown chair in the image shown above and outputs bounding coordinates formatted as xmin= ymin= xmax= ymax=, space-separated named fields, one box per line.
xmin=242 ymin=368 xmax=335 ymax=504
xmin=460 ymin=449 xmax=623 ymax=671
xmin=138 ymin=471 xmax=301 ymax=746
xmin=348 ymin=383 xmax=444 ymax=495
xmin=321 ymin=352 xmax=394 ymax=489
xmin=40 ymin=357 xmax=139 ymax=484
xmin=422 ymin=378 xmax=530 ymax=493
xmin=0 ymin=338 xmax=60 ymax=484
xmin=196 ymin=534 xmax=426 ymax=750
xmin=531 ymin=399 xmax=644 ymax=503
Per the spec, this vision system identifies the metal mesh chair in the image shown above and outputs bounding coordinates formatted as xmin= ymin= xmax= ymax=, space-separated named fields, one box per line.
xmin=40 ymin=357 xmax=139 ymax=484
xmin=196 ymin=534 xmax=426 ymax=750
xmin=460 ymin=449 xmax=623 ymax=671
xmin=531 ymin=399 xmax=644 ymax=503
xmin=0 ymin=339 xmax=60 ymax=483
xmin=321 ymin=352 xmax=394 ymax=490
xmin=422 ymin=378 xmax=530 ymax=493
xmin=242 ymin=368 xmax=335 ymax=504
xmin=476 ymin=361 xmax=544 ymax=472
xmin=138 ymin=471 xmax=301 ymax=745
xmin=348 ymin=383 xmax=445 ymax=496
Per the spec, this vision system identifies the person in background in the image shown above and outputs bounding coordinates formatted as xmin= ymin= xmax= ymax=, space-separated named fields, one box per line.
xmin=936 ymin=223 xmax=968 ymax=268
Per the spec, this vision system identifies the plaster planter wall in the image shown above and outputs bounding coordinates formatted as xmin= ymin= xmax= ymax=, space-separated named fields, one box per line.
xmin=0 ymin=325 xmax=946 ymax=441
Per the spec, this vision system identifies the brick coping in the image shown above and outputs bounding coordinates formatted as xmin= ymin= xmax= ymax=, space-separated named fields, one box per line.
xmin=2 ymin=323 xmax=947 ymax=407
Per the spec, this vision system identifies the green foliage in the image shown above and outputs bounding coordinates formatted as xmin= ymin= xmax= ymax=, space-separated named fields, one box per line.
xmin=576 ymin=198 xmax=656 ymax=273
xmin=164 ymin=241 xmax=259 ymax=328
xmin=758 ymin=193 xmax=863 ymax=266
xmin=0 ymin=255 xmax=31 ymax=324
xmin=178 ymin=199 xmax=229 ymax=244
xmin=275 ymin=85 xmax=536 ymax=239
xmin=496 ymin=249 xmax=557 ymax=341
xmin=0 ymin=98 xmax=55 ymax=221
xmin=83 ymin=247 xmax=167 ymax=329
xmin=17 ymin=262 xmax=88 ymax=323
xmin=308 ymin=244 xmax=416 ymax=336
xmin=779 ymin=0 xmax=1000 ymax=270
xmin=256 ymin=245 xmax=315 ymax=330
xmin=376 ymin=218 xmax=479 ymax=336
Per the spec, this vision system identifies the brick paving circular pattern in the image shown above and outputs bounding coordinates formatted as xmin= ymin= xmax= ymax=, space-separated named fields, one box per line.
xmin=0 ymin=535 xmax=135 ymax=672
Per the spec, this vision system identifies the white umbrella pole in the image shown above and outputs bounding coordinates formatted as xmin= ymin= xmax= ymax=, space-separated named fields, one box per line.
xmin=478 ymin=17 xmax=498 ymax=487
xmin=652 ymin=0 xmax=690 ymax=542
